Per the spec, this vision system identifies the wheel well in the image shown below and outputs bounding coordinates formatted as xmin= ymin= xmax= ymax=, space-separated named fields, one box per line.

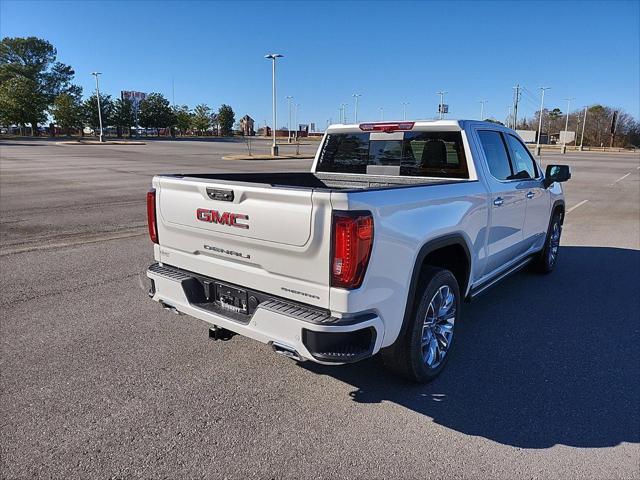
xmin=553 ymin=203 xmax=565 ymax=224
xmin=420 ymin=244 xmax=470 ymax=294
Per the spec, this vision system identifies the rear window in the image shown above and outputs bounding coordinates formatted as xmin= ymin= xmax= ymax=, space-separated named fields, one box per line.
xmin=317 ymin=131 xmax=468 ymax=178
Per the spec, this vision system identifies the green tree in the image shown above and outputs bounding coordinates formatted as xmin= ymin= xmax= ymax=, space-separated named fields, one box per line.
xmin=547 ymin=107 xmax=563 ymax=134
xmin=0 ymin=36 xmax=80 ymax=134
xmin=113 ymin=98 xmax=135 ymax=137
xmin=217 ymin=104 xmax=235 ymax=136
xmin=138 ymin=93 xmax=175 ymax=136
xmin=0 ymin=76 xmax=48 ymax=133
xmin=50 ymin=92 xmax=82 ymax=135
xmin=173 ymin=105 xmax=192 ymax=135
xmin=82 ymin=92 xmax=114 ymax=135
xmin=192 ymin=104 xmax=211 ymax=135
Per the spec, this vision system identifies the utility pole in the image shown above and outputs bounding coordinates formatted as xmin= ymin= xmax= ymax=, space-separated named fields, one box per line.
xmin=401 ymin=102 xmax=409 ymax=120
xmin=479 ymin=100 xmax=488 ymax=120
xmin=264 ymin=53 xmax=283 ymax=156
xmin=512 ymin=84 xmax=520 ymax=129
xmin=91 ymin=72 xmax=104 ymax=142
xmin=286 ymin=96 xmax=293 ymax=143
xmin=536 ymin=86 xmax=551 ymax=156
xmin=353 ymin=93 xmax=361 ymax=123
xmin=436 ymin=91 xmax=447 ymax=119
xmin=579 ymin=105 xmax=588 ymax=151
xmin=561 ymin=97 xmax=575 ymax=154
xmin=609 ymin=110 xmax=618 ymax=148
xmin=507 ymin=106 xmax=512 ymax=128
xmin=379 ymin=107 xmax=384 ymax=121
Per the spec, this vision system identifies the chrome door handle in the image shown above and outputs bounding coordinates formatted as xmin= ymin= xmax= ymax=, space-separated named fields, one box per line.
xmin=493 ymin=197 xmax=504 ymax=206
xmin=526 ymin=191 xmax=535 ymax=199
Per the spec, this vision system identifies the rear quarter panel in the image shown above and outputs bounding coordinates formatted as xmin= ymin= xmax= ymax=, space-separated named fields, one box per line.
xmin=330 ymin=180 xmax=489 ymax=347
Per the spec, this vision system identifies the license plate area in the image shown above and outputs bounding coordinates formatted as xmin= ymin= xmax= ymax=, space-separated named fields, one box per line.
xmin=214 ymin=282 xmax=248 ymax=314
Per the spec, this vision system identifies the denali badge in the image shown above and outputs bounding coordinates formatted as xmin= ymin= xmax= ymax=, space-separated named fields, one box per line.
xmin=204 ymin=244 xmax=250 ymax=259
xmin=196 ymin=208 xmax=249 ymax=229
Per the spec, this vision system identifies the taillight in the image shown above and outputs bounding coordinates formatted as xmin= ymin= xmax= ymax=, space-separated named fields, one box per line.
xmin=147 ymin=189 xmax=158 ymax=244
xmin=331 ymin=211 xmax=374 ymax=289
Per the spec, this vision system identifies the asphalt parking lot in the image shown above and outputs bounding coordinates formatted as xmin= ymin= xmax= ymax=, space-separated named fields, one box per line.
xmin=1 ymin=138 xmax=638 ymax=479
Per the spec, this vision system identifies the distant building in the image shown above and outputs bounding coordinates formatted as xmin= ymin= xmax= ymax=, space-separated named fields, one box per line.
xmin=240 ymin=115 xmax=255 ymax=136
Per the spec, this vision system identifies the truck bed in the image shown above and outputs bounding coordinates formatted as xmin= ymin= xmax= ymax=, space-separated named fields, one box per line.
xmin=157 ymin=172 xmax=461 ymax=192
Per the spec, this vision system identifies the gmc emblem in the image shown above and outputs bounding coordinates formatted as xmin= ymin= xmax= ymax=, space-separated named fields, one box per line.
xmin=196 ymin=208 xmax=249 ymax=229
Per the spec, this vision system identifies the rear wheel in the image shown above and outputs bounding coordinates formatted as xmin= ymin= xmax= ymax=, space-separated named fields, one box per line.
xmin=532 ymin=210 xmax=563 ymax=273
xmin=382 ymin=267 xmax=460 ymax=383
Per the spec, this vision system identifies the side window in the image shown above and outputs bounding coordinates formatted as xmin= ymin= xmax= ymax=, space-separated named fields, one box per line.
xmin=477 ymin=130 xmax=512 ymax=181
xmin=506 ymin=134 xmax=537 ymax=179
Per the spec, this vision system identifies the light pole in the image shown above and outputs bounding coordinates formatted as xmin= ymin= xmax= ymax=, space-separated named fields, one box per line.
xmin=436 ymin=91 xmax=447 ymax=119
xmin=536 ymin=86 xmax=551 ymax=156
xmin=561 ymin=97 xmax=575 ymax=154
xmin=379 ymin=107 xmax=384 ymax=120
xmin=340 ymin=103 xmax=348 ymax=123
xmin=286 ymin=95 xmax=293 ymax=143
xmin=507 ymin=106 xmax=512 ymax=128
xmin=352 ymin=94 xmax=361 ymax=123
xmin=265 ymin=53 xmax=283 ymax=156
xmin=91 ymin=72 xmax=104 ymax=142
xmin=479 ymin=100 xmax=488 ymax=120
xmin=294 ymin=103 xmax=300 ymax=140
xmin=401 ymin=102 xmax=409 ymax=120
xmin=579 ymin=105 xmax=588 ymax=151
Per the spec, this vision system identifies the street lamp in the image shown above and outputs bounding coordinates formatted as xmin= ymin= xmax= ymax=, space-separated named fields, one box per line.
xmin=353 ymin=93 xmax=362 ymax=123
xmin=294 ymin=103 xmax=300 ymax=140
xmin=340 ymin=103 xmax=348 ymax=124
xmin=401 ymin=102 xmax=409 ymax=121
xmin=579 ymin=105 xmax=588 ymax=151
xmin=286 ymin=95 xmax=293 ymax=143
xmin=91 ymin=72 xmax=104 ymax=142
xmin=561 ymin=97 xmax=575 ymax=154
xmin=536 ymin=87 xmax=551 ymax=156
xmin=265 ymin=53 xmax=283 ymax=156
xmin=479 ymin=100 xmax=488 ymax=120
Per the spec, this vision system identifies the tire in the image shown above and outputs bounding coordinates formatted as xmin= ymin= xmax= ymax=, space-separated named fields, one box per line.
xmin=382 ymin=267 xmax=461 ymax=383
xmin=531 ymin=210 xmax=563 ymax=273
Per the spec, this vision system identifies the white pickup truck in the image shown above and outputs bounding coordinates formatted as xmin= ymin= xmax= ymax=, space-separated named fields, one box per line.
xmin=146 ymin=120 xmax=570 ymax=382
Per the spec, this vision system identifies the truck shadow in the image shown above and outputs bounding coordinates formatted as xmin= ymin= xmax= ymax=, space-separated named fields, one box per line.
xmin=301 ymin=246 xmax=640 ymax=449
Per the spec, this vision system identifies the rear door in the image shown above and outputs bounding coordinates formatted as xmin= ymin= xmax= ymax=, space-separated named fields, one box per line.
xmin=476 ymin=130 xmax=528 ymax=275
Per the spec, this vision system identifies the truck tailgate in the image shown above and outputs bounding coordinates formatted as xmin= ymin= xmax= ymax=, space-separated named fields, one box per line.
xmin=153 ymin=176 xmax=332 ymax=308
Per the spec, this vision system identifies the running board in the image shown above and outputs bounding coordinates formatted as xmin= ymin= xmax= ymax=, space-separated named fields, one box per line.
xmin=469 ymin=256 xmax=533 ymax=300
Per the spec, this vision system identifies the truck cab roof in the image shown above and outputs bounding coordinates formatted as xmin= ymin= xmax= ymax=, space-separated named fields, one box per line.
xmin=325 ymin=119 xmax=510 ymax=134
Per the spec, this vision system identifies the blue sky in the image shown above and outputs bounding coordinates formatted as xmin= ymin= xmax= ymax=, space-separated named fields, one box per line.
xmin=2 ymin=0 xmax=639 ymax=128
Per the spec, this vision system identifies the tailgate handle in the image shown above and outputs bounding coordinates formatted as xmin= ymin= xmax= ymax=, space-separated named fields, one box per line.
xmin=206 ymin=188 xmax=234 ymax=202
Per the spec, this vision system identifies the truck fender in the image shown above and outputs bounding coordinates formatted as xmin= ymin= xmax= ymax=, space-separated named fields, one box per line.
xmin=393 ymin=234 xmax=471 ymax=346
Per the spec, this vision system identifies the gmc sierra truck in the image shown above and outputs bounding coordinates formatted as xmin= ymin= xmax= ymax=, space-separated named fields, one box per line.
xmin=146 ymin=120 xmax=570 ymax=382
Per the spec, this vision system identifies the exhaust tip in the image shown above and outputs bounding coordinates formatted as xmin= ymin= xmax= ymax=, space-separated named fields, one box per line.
xmin=271 ymin=342 xmax=304 ymax=362
xmin=159 ymin=301 xmax=182 ymax=315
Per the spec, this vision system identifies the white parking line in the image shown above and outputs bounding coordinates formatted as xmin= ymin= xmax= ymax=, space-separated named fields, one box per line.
xmin=612 ymin=172 xmax=631 ymax=184
xmin=567 ymin=199 xmax=589 ymax=213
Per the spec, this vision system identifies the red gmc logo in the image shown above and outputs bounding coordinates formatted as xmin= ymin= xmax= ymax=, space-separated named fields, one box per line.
xmin=196 ymin=209 xmax=249 ymax=229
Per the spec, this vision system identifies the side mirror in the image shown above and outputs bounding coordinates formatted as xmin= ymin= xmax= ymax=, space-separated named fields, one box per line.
xmin=543 ymin=164 xmax=571 ymax=188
